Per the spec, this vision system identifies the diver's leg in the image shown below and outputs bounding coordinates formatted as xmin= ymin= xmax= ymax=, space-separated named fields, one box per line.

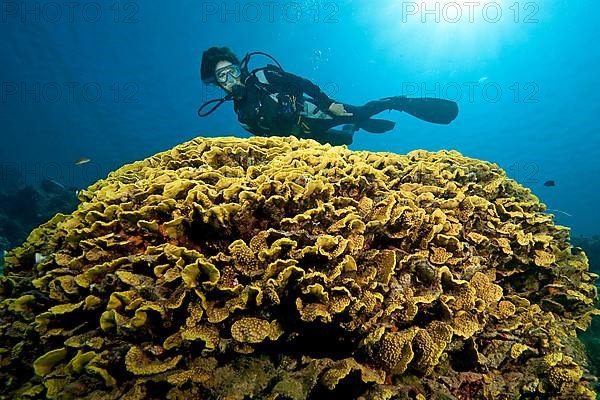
xmin=307 ymin=101 xmax=398 ymax=134
xmin=294 ymin=99 xmax=404 ymax=144
xmin=300 ymin=99 xmax=400 ymax=131
xmin=342 ymin=98 xmax=403 ymax=120
xmin=348 ymin=97 xmax=459 ymax=125
xmin=301 ymin=117 xmax=347 ymax=133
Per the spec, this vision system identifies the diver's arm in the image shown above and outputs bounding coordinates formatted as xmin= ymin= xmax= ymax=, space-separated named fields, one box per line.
xmin=265 ymin=69 xmax=335 ymax=110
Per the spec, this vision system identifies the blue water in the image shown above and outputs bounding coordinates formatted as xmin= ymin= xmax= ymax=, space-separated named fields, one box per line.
xmin=1 ymin=0 xmax=599 ymax=236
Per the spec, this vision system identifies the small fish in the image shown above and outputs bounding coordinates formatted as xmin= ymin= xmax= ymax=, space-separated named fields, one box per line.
xmin=547 ymin=208 xmax=573 ymax=217
xmin=74 ymin=157 xmax=91 ymax=166
xmin=34 ymin=253 xmax=47 ymax=264
xmin=478 ymin=76 xmax=489 ymax=84
xmin=49 ymin=179 xmax=65 ymax=189
xmin=544 ymin=180 xmax=556 ymax=187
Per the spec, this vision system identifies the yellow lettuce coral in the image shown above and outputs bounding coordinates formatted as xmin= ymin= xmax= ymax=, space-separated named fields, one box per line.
xmin=0 ymin=136 xmax=597 ymax=399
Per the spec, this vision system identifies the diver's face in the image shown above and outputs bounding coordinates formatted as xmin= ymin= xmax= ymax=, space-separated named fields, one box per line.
xmin=215 ymin=60 xmax=242 ymax=93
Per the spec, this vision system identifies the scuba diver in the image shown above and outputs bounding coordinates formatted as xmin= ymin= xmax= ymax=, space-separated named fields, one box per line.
xmin=198 ymin=47 xmax=459 ymax=146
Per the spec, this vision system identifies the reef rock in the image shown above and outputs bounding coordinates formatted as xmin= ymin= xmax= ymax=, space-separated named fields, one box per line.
xmin=1 ymin=136 xmax=598 ymax=399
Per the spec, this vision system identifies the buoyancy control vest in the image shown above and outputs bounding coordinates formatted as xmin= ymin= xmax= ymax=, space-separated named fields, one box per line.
xmin=231 ymin=65 xmax=303 ymax=136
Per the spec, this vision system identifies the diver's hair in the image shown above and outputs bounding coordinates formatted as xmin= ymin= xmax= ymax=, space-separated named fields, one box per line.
xmin=200 ymin=46 xmax=240 ymax=84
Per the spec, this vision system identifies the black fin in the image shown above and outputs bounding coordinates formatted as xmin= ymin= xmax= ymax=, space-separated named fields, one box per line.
xmin=321 ymin=128 xmax=354 ymax=146
xmin=357 ymin=118 xmax=396 ymax=133
xmin=401 ymin=97 xmax=459 ymax=124
xmin=340 ymin=124 xmax=358 ymax=134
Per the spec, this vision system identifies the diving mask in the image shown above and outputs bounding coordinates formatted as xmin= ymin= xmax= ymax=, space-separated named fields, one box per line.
xmin=215 ymin=64 xmax=241 ymax=84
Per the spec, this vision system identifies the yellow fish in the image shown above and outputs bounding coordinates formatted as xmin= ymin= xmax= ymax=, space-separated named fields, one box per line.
xmin=74 ymin=157 xmax=91 ymax=166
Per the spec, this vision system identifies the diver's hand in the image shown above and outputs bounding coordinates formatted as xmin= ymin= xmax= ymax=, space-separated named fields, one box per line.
xmin=328 ymin=103 xmax=353 ymax=117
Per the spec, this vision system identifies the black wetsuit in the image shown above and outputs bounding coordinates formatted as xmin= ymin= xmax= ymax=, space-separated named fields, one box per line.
xmin=232 ymin=65 xmax=402 ymax=146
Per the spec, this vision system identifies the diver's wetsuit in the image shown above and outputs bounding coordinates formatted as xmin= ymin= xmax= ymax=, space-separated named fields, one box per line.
xmin=232 ymin=65 xmax=401 ymax=146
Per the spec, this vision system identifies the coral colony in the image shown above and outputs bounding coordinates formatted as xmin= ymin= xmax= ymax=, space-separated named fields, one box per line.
xmin=1 ymin=137 xmax=598 ymax=399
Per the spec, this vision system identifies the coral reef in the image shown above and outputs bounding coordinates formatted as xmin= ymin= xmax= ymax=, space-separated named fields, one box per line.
xmin=0 ymin=136 xmax=598 ymax=400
